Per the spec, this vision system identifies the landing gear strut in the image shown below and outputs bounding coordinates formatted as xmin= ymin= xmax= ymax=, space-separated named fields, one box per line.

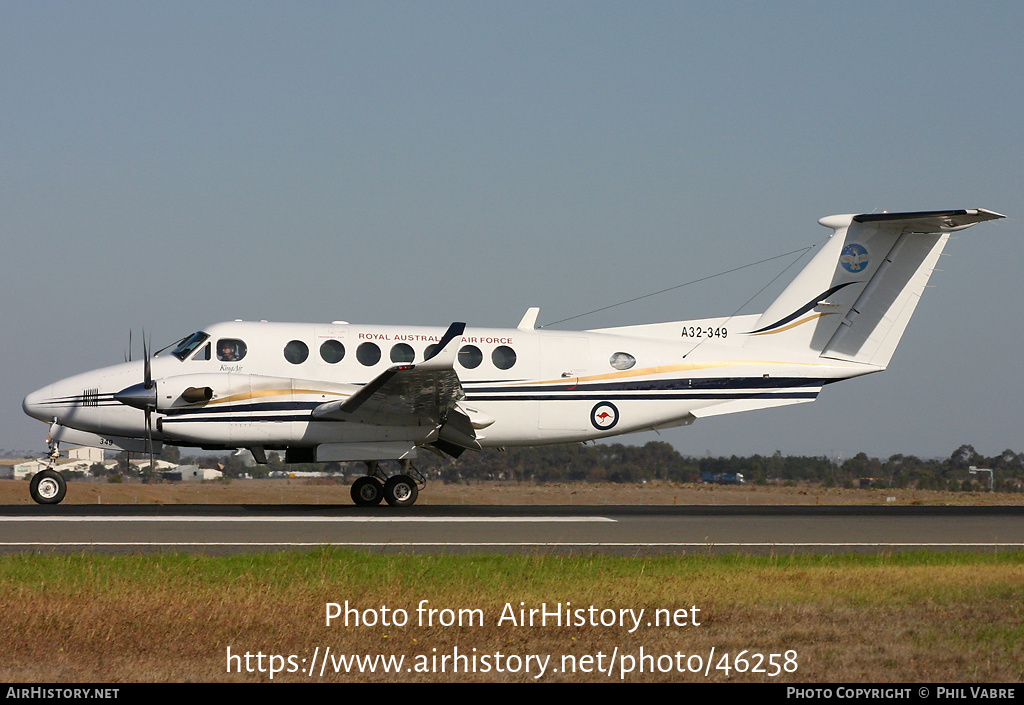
xmin=350 ymin=460 xmax=424 ymax=507
xmin=30 ymin=440 xmax=66 ymax=505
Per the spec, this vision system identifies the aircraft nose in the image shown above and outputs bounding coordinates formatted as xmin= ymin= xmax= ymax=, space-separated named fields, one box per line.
xmin=23 ymin=384 xmax=55 ymax=423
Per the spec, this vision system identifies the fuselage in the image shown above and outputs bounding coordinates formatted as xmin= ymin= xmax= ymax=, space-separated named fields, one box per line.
xmin=23 ymin=318 xmax=866 ymax=461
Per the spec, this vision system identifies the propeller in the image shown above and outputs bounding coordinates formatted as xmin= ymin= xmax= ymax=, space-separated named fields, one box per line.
xmin=114 ymin=330 xmax=157 ymax=475
xmin=143 ymin=333 xmax=154 ymax=473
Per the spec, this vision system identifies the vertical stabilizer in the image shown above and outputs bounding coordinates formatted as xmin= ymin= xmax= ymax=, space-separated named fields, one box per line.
xmin=744 ymin=209 xmax=1004 ymax=367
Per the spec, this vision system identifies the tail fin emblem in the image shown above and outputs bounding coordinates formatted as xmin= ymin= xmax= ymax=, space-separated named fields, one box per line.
xmin=840 ymin=243 xmax=869 ymax=273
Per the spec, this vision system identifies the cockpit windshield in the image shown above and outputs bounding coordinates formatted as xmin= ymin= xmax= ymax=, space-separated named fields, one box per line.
xmin=171 ymin=332 xmax=210 ymax=361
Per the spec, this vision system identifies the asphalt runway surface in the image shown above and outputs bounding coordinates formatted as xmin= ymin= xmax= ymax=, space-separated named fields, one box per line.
xmin=1 ymin=504 xmax=1023 ymax=554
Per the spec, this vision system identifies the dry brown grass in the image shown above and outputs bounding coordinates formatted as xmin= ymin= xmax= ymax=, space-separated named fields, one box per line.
xmin=2 ymin=477 xmax=1020 ymax=682
xmin=1 ymin=477 xmax=1020 ymax=506
xmin=0 ymin=551 xmax=1022 ymax=683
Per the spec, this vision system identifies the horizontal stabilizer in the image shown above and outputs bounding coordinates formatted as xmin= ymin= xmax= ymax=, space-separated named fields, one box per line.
xmin=852 ymin=209 xmax=1004 ymax=232
xmin=688 ymin=395 xmax=818 ymax=419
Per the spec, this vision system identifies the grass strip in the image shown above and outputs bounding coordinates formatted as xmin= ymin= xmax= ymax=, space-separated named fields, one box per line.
xmin=1 ymin=550 xmax=1021 ymax=682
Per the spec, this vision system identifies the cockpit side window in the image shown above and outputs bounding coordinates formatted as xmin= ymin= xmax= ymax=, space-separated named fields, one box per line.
xmin=217 ymin=338 xmax=247 ymax=362
xmin=172 ymin=332 xmax=210 ymax=361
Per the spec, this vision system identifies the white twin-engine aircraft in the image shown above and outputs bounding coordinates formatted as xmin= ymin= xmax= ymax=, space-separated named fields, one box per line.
xmin=23 ymin=209 xmax=1004 ymax=506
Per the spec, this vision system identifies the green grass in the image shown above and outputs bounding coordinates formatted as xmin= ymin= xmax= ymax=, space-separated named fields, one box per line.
xmin=1 ymin=550 xmax=1022 ymax=682
xmin=3 ymin=549 xmax=1022 ymax=604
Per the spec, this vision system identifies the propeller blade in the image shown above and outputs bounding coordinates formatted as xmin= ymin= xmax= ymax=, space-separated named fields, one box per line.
xmin=143 ymin=332 xmax=153 ymax=390
xmin=145 ymin=408 xmax=154 ymax=472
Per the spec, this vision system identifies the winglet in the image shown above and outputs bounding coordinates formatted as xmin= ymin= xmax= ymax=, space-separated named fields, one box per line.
xmin=421 ymin=322 xmax=466 ymax=369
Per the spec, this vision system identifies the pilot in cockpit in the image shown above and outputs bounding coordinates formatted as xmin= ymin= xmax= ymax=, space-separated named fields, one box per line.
xmin=218 ymin=340 xmax=239 ymax=362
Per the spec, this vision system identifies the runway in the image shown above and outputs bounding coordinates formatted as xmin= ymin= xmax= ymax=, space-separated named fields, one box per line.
xmin=1 ymin=505 xmax=1023 ymax=554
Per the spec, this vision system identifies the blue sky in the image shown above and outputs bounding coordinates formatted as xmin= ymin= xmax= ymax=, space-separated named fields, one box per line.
xmin=2 ymin=2 xmax=1021 ymax=460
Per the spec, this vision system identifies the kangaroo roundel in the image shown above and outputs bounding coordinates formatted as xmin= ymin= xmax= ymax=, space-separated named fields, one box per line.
xmin=591 ymin=402 xmax=619 ymax=430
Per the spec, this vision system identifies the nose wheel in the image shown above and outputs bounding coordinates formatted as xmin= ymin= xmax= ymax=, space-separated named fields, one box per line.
xmin=30 ymin=439 xmax=67 ymax=505
xmin=30 ymin=469 xmax=67 ymax=504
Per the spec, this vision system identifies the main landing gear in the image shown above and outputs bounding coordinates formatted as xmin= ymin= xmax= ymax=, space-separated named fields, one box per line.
xmin=351 ymin=460 xmax=424 ymax=507
xmin=30 ymin=441 xmax=67 ymax=505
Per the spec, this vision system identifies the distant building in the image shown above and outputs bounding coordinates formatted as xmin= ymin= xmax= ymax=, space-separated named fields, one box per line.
xmin=165 ymin=465 xmax=223 ymax=482
xmin=103 ymin=458 xmax=179 ymax=473
xmin=12 ymin=458 xmax=94 ymax=479
xmin=68 ymin=446 xmax=104 ymax=463
xmin=8 ymin=446 xmax=105 ymax=480
xmin=0 ymin=460 xmax=20 ymax=479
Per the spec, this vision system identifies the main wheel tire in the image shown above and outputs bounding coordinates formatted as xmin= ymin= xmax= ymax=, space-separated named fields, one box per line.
xmin=383 ymin=474 xmax=418 ymax=507
xmin=350 ymin=476 xmax=384 ymax=506
xmin=30 ymin=469 xmax=66 ymax=505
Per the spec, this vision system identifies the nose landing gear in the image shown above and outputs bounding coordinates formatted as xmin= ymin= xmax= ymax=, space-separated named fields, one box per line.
xmin=30 ymin=440 xmax=67 ymax=505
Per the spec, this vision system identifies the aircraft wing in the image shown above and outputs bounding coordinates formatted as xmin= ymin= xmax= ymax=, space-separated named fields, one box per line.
xmin=310 ymin=323 xmax=479 ymax=452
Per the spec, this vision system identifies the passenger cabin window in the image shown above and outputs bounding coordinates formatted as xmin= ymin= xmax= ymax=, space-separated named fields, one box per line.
xmin=217 ymin=339 xmax=247 ymax=362
xmin=320 ymin=339 xmax=345 ymax=363
xmin=390 ymin=343 xmax=414 ymax=363
xmin=284 ymin=340 xmax=309 ymax=364
xmin=609 ymin=352 xmax=636 ymax=370
xmin=172 ymin=332 xmax=209 ymax=361
xmin=424 ymin=344 xmax=438 ymax=360
xmin=491 ymin=345 xmax=517 ymax=370
xmin=357 ymin=342 xmax=381 ymax=366
xmin=458 ymin=345 xmax=483 ymax=369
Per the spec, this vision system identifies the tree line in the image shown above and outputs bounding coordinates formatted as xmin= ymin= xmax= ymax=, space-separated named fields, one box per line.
xmin=157 ymin=441 xmax=1024 ymax=492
